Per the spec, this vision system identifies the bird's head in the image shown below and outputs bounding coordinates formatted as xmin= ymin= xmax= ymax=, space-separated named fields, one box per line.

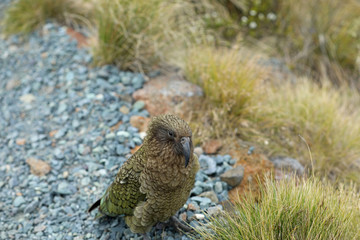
xmin=145 ymin=114 xmax=193 ymax=168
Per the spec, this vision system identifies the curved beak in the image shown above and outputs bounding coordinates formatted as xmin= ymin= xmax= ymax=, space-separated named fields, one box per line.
xmin=181 ymin=137 xmax=191 ymax=168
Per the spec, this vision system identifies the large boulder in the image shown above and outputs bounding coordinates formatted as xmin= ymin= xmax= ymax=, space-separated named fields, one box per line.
xmin=132 ymin=73 xmax=203 ymax=116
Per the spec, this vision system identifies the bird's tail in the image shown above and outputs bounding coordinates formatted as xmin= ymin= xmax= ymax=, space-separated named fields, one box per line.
xmin=88 ymin=199 xmax=101 ymax=213
xmin=88 ymin=198 xmax=106 ymax=219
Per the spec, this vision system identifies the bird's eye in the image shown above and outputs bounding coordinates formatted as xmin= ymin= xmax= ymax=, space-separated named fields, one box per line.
xmin=168 ymin=131 xmax=175 ymax=138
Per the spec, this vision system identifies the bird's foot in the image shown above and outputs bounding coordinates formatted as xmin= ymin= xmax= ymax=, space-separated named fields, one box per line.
xmin=169 ymin=216 xmax=193 ymax=233
xmin=155 ymin=216 xmax=193 ymax=233
xmin=142 ymin=233 xmax=150 ymax=240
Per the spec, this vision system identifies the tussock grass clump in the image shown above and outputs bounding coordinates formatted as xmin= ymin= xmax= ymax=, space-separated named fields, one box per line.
xmin=91 ymin=0 xmax=230 ymax=72
xmin=185 ymin=46 xmax=268 ymax=115
xmin=1 ymin=0 xmax=91 ymax=36
xmin=194 ymin=177 xmax=360 ymax=240
xmin=91 ymin=0 xmax=167 ymax=71
xmin=255 ymin=79 xmax=360 ymax=182
xmin=185 ymin=46 xmax=360 ymax=183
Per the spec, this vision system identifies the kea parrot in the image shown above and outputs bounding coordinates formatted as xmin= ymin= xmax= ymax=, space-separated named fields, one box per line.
xmin=88 ymin=114 xmax=199 ymax=235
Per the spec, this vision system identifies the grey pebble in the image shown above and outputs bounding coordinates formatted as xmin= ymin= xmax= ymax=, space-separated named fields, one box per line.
xmin=190 ymin=196 xmax=212 ymax=204
xmin=13 ymin=196 xmax=26 ymax=207
xmin=214 ymin=181 xmax=223 ymax=193
xmin=57 ymin=181 xmax=75 ymax=195
xmin=24 ymin=200 xmax=39 ymax=213
xmin=54 ymin=148 xmax=65 ymax=159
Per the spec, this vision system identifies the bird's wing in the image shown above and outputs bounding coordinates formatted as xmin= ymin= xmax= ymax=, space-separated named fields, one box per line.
xmin=98 ymin=149 xmax=146 ymax=216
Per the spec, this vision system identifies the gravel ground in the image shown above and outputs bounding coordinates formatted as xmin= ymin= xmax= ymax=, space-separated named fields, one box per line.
xmin=0 ymin=22 xmax=236 ymax=240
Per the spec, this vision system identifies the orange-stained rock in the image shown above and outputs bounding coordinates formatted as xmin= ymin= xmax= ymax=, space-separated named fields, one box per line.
xmin=202 ymin=139 xmax=222 ymax=154
xmin=131 ymin=145 xmax=142 ymax=154
xmin=187 ymin=203 xmax=199 ymax=211
xmin=66 ymin=27 xmax=89 ymax=48
xmin=26 ymin=158 xmax=51 ymax=176
xmin=179 ymin=212 xmax=187 ymax=222
xmin=49 ymin=130 xmax=58 ymax=138
xmin=132 ymin=73 xmax=203 ymax=117
xmin=227 ymin=148 xmax=274 ymax=203
xmin=16 ymin=138 xmax=26 ymax=145
xmin=130 ymin=116 xmax=150 ymax=132
xmin=110 ymin=121 xmax=123 ymax=132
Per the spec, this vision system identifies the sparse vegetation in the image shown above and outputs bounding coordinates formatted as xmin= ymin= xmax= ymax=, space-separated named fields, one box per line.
xmin=193 ymin=177 xmax=360 ymax=240
xmin=2 ymin=0 xmax=360 ymax=237
xmin=1 ymin=0 xmax=91 ymax=36
xmin=185 ymin=46 xmax=268 ymax=115
xmin=185 ymin=46 xmax=360 ymax=183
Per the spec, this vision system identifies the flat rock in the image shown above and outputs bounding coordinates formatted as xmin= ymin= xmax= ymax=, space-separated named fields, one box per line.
xmin=202 ymin=139 xmax=222 ymax=154
xmin=57 ymin=181 xmax=75 ymax=195
xmin=220 ymin=165 xmax=244 ymax=187
xmin=199 ymin=191 xmax=219 ymax=203
xmin=20 ymin=94 xmax=36 ymax=103
xmin=270 ymin=156 xmax=304 ymax=175
xmin=16 ymin=138 xmax=26 ymax=145
xmin=207 ymin=205 xmax=223 ymax=216
xmin=13 ymin=196 xmax=26 ymax=207
xmin=132 ymin=73 xmax=203 ymax=116
xmin=34 ymin=225 xmax=46 ymax=233
xmin=26 ymin=158 xmax=51 ymax=176
xmin=6 ymin=78 xmax=20 ymax=90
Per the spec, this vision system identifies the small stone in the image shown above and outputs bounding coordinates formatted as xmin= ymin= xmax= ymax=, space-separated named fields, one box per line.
xmin=92 ymin=146 xmax=104 ymax=154
xmin=63 ymin=171 xmax=69 ymax=178
xmin=49 ymin=130 xmax=58 ymax=138
xmin=54 ymin=149 xmax=64 ymax=160
xmin=207 ymin=205 xmax=223 ymax=216
xmin=132 ymin=101 xmax=145 ymax=111
xmin=202 ymin=139 xmax=222 ymax=154
xmin=34 ymin=225 xmax=46 ymax=233
xmin=190 ymin=186 xmax=203 ymax=195
xmin=26 ymin=158 xmax=51 ymax=176
xmin=78 ymin=144 xmax=91 ymax=155
xmin=20 ymin=94 xmax=36 ymax=103
xmin=54 ymin=128 xmax=67 ymax=139
xmin=194 ymin=147 xmax=203 ymax=156
xmin=24 ymin=200 xmax=39 ymax=213
xmin=248 ymin=146 xmax=255 ymax=155
xmin=57 ymin=182 xmax=74 ymax=195
xmin=194 ymin=214 xmax=205 ymax=220
xmin=97 ymin=68 xmax=109 ymax=79
xmin=57 ymin=103 xmax=67 ymax=114
xmin=81 ymin=177 xmax=91 ymax=186
xmin=187 ymin=203 xmax=199 ymax=211
xmin=116 ymin=131 xmax=130 ymax=138
xmin=179 ymin=212 xmax=187 ymax=222
xmin=13 ymin=196 xmax=26 ymax=207
xmin=105 ymin=132 xmax=115 ymax=139
xmin=199 ymin=191 xmax=219 ymax=203
xmin=6 ymin=78 xmax=20 ymax=90
xmin=214 ymin=182 xmax=223 ymax=193
xmin=119 ymin=106 xmax=129 ymax=114
xmin=191 ymin=196 xmax=212 ymax=204
xmin=65 ymin=71 xmax=75 ymax=81
xmin=199 ymin=155 xmax=217 ymax=175
xmin=270 ymin=156 xmax=305 ymax=175
xmin=16 ymin=138 xmax=26 ymax=145
xmin=220 ymin=166 xmax=244 ymax=187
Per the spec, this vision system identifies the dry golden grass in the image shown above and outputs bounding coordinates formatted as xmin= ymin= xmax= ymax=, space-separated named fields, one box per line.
xmin=185 ymin=46 xmax=360 ymax=183
xmin=1 ymin=0 xmax=92 ymax=36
